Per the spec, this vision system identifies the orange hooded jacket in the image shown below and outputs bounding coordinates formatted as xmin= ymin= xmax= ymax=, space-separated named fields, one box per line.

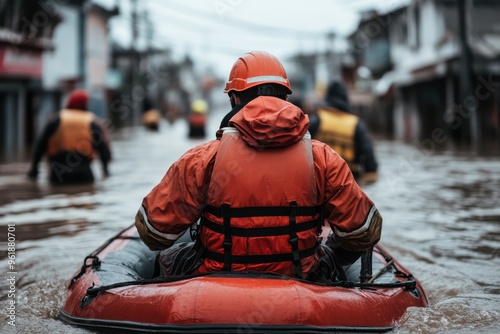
xmin=135 ymin=96 xmax=382 ymax=277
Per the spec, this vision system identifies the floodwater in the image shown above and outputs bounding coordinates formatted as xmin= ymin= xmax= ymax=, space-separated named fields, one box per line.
xmin=0 ymin=103 xmax=499 ymax=334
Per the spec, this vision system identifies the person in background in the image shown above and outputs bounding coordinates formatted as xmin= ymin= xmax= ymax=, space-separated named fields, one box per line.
xmin=27 ymin=89 xmax=112 ymax=184
xmin=134 ymin=51 xmax=382 ymax=281
xmin=309 ymin=81 xmax=379 ymax=183
xmin=141 ymin=97 xmax=161 ymax=131
xmin=187 ymin=99 xmax=208 ymax=139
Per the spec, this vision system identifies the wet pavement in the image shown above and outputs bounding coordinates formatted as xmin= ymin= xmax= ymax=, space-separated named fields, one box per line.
xmin=0 ymin=103 xmax=499 ymax=333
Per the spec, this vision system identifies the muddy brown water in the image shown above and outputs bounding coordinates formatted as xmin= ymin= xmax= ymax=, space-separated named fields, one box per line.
xmin=0 ymin=106 xmax=499 ymax=333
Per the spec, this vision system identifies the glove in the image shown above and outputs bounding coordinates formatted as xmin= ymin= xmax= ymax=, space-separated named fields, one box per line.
xmin=103 ymin=167 xmax=110 ymax=178
xmin=27 ymin=168 xmax=38 ymax=180
xmin=325 ymin=234 xmax=363 ymax=266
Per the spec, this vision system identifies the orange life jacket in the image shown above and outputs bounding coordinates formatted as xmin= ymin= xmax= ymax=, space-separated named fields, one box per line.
xmin=315 ymin=108 xmax=359 ymax=172
xmin=198 ymin=128 xmax=321 ymax=278
xmin=47 ymin=109 xmax=95 ymax=160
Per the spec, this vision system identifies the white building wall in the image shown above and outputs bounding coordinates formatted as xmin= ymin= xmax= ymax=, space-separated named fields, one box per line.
xmin=387 ymin=0 xmax=460 ymax=86
xmin=393 ymin=88 xmax=406 ymax=140
xmin=388 ymin=0 xmax=460 ymax=141
xmin=86 ymin=10 xmax=111 ymax=118
xmin=42 ymin=6 xmax=80 ymax=90
xmin=420 ymin=0 xmax=439 ymax=52
xmin=86 ymin=11 xmax=108 ymax=90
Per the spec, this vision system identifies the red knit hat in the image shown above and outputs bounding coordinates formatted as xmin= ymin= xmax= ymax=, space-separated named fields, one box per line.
xmin=65 ymin=89 xmax=88 ymax=110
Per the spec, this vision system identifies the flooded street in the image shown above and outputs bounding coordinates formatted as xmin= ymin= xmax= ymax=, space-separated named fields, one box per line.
xmin=1 ymin=104 xmax=499 ymax=333
xmin=362 ymin=142 xmax=500 ymax=333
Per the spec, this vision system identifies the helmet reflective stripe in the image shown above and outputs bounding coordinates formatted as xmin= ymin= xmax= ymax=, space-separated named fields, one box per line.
xmin=246 ymin=75 xmax=288 ymax=84
xmin=224 ymin=51 xmax=292 ymax=94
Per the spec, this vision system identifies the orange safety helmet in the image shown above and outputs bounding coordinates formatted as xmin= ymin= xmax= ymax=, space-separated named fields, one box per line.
xmin=224 ymin=51 xmax=292 ymax=95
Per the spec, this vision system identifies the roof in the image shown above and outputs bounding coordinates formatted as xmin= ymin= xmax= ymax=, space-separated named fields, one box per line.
xmin=348 ymin=5 xmax=407 ymax=39
xmin=89 ymin=3 xmax=120 ymax=19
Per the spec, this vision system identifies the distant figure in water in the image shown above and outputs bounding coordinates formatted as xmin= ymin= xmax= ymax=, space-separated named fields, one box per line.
xmin=188 ymin=99 xmax=208 ymax=139
xmin=309 ymin=81 xmax=379 ymax=184
xmin=141 ymin=97 xmax=161 ymax=131
xmin=27 ymin=89 xmax=112 ymax=184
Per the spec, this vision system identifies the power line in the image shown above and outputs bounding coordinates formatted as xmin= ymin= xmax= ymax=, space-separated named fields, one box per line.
xmin=113 ymin=13 xmax=290 ymax=55
xmin=108 ymin=0 xmax=337 ymax=76
xmin=148 ymin=0 xmax=328 ymax=38
xmin=116 ymin=9 xmax=324 ymax=44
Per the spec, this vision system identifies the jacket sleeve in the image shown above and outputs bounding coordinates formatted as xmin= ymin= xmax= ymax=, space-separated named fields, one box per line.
xmin=135 ymin=141 xmax=219 ymax=250
xmin=307 ymin=111 xmax=320 ymax=138
xmin=90 ymin=120 xmax=112 ymax=176
xmin=28 ymin=116 xmax=60 ymax=178
xmin=354 ymin=120 xmax=378 ymax=173
xmin=313 ymin=141 xmax=382 ymax=252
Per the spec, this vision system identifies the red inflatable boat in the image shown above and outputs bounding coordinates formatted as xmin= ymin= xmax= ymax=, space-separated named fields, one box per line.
xmin=59 ymin=224 xmax=428 ymax=333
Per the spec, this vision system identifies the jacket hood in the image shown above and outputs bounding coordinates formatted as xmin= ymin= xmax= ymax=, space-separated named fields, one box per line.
xmin=229 ymin=96 xmax=309 ymax=148
xmin=325 ymin=81 xmax=350 ymax=112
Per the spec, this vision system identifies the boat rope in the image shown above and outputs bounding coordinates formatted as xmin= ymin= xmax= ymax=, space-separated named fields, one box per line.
xmin=85 ymin=275 xmax=207 ymax=297
xmin=78 ymin=269 xmax=418 ymax=308
xmin=69 ymin=224 xmax=140 ymax=287
xmin=82 ymin=274 xmax=418 ymax=296
xmin=368 ymin=259 xmax=394 ymax=284
xmin=69 ymin=255 xmax=100 ymax=288
xmin=83 ymin=271 xmax=292 ymax=299
xmin=330 ymin=279 xmax=417 ymax=289
xmin=368 ymin=247 xmax=415 ymax=282
xmin=79 ymin=273 xmax=238 ymax=307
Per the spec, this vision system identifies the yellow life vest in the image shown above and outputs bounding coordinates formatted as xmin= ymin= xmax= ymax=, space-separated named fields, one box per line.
xmin=47 ymin=109 xmax=95 ymax=160
xmin=315 ymin=108 xmax=359 ymax=171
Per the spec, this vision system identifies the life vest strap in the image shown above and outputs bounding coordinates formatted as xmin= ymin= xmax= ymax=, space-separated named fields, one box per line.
xmin=204 ymin=246 xmax=318 ymax=265
xmin=203 ymin=202 xmax=321 ymax=274
xmin=221 ymin=204 xmax=232 ymax=272
xmin=204 ymin=204 xmax=321 ymax=218
xmin=201 ymin=217 xmax=320 ymax=237
xmin=288 ymin=201 xmax=302 ymax=278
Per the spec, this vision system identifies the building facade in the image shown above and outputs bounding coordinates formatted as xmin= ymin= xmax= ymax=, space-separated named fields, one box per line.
xmin=0 ymin=0 xmax=60 ymax=160
xmin=0 ymin=0 xmax=118 ymax=161
xmin=348 ymin=0 xmax=500 ymax=147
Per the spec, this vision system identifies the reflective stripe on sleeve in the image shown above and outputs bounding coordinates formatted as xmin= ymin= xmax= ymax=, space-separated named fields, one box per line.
xmin=334 ymin=205 xmax=378 ymax=238
xmin=139 ymin=206 xmax=185 ymax=241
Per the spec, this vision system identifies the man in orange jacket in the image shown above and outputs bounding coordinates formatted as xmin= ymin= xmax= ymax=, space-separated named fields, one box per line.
xmin=27 ymin=89 xmax=112 ymax=184
xmin=135 ymin=51 xmax=382 ymax=280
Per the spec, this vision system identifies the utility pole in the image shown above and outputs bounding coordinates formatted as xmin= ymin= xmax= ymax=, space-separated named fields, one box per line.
xmin=458 ymin=0 xmax=478 ymax=146
xmin=130 ymin=0 xmax=139 ymax=126
xmin=79 ymin=1 xmax=88 ymax=90
xmin=326 ymin=31 xmax=337 ymax=82
xmin=145 ymin=10 xmax=153 ymax=55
